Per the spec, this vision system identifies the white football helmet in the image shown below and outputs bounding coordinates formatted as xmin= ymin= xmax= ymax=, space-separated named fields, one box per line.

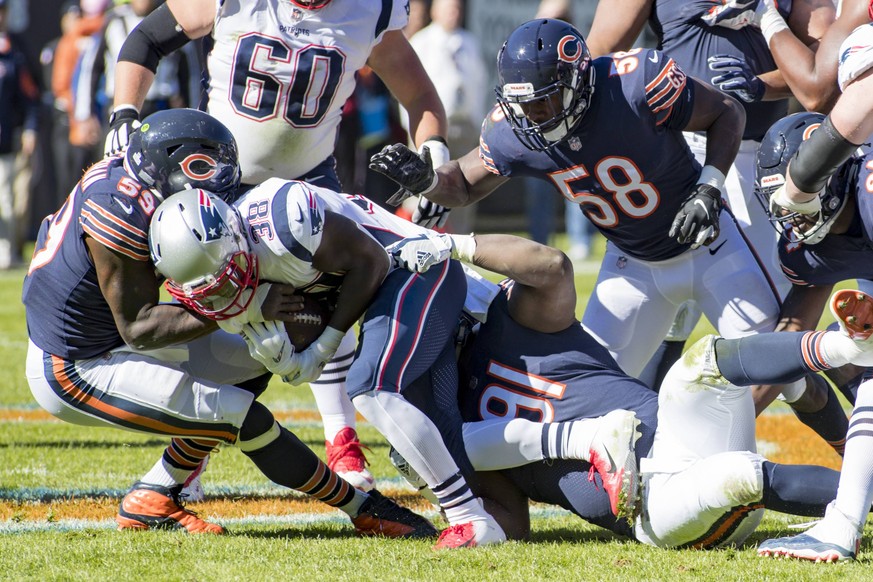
xmin=149 ymin=189 xmax=258 ymax=320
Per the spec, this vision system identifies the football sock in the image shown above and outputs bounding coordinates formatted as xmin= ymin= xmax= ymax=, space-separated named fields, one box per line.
xmin=142 ymin=437 xmax=218 ymax=488
xmin=310 ymin=331 xmax=357 ymax=443
xmin=432 ymin=472 xmax=482 ymax=525
xmin=354 ymin=390 xmax=487 ymax=525
xmin=832 ymin=381 xmax=873 ymax=525
xmin=239 ymin=401 xmax=358 ymax=510
xmin=714 ymin=332 xmax=822 ymax=384
xmin=790 ymin=375 xmax=848 ymax=456
xmin=761 ymin=461 xmax=840 ymax=516
xmin=462 ymin=419 xmax=545 ymax=470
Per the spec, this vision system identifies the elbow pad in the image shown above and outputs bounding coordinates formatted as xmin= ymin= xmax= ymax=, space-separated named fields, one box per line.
xmin=790 ymin=116 xmax=861 ymax=195
xmin=117 ymin=3 xmax=191 ymax=73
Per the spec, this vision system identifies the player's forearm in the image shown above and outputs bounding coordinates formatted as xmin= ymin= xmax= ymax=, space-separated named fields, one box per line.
xmin=769 ymin=33 xmax=837 ymax=111
xmin=112 ymin=61 xmax=156 ymax=112
xmin=329 ymin=258 xmax=390 ymax=333
xmin=776 ymin=285 xmax=832 ymax=332
xmin=121 ymin=304 xmax=217 ymax=350
xmin=471 ymin=235 xmax=570 ymax=290
xmin=406 ymin=97 xmax=448 ymax=150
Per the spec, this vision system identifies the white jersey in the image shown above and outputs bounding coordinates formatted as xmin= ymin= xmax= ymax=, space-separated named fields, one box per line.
xmin=206 ymin=0 xmax=408 ymax=184
xmin=837 ymin=23 xmax=873 ymax=91
xmin=234 ymin=178 xmax=499 ymax=313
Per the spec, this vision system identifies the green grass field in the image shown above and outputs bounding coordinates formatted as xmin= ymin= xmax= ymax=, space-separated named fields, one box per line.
xmin=2 ymin=236 xmax=871 ymax=581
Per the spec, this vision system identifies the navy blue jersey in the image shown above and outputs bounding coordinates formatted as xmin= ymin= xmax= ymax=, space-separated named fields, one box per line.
xmin=480 ymin=49 xmax=699 ymax=261
xmin=23 ymin=157 xmax=157 ymax=360
xmin=779 ymin=152 xmax=873 ymax=286
xmin=458 ymin=286 xmax=659 ymax=452
xmin=650 ymin=0 xmax=790 ymax=141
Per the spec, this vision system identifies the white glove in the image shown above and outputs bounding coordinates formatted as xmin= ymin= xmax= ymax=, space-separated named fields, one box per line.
xmin=104 ymin=105 xmax=141 ymax=157
xmin=239 ymin=321 xmax=297 ymax=377
xmin=412 ymin=139 xmax=451 ymax=229
xmin=769 ymin=184 xmax=822 ymax=215
xmin=387 ymin=233 xmax=454 ymax=273
xmin=217 ymin=283 xmax=273 ymax=334
xmin=281 ymin=326 xmax=346 ymax=386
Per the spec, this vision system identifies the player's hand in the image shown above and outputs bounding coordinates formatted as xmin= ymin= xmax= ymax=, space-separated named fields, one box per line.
xmin=387 ymin=233 xmax=454 ymax=273
xmin=280 ymin=327 xmax=345 ymax=385
xmin=700 ymin=0 xmax=786 ymax=29
xmin=708 ymin=54 xmax=765 ymax=103
xmin=369 ymin=143 xmax=437 ymax=206
xmin=239 ymin=321 xmax=297 ymax=377
xmin=412 ymin=197 xmax=450 ymax=229
xmin=104 ymin=106 xmax=141 ymax=157
xmin=669 ymin=184 xmax=723 ymax=249
xmin=768 ymin=183 xmax=822 ymax=215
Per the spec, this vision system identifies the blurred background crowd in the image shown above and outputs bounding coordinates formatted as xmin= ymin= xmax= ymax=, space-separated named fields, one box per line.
xmin=2 ymin=0 xmax=650 ymax=270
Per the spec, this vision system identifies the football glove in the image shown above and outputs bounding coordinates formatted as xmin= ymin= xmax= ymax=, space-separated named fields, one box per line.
xmin=369 ymin=143 xmax=438 ymax=206
xmin=239 ymin=321 xmax=297 ymax=377
xmin=216 ymin=283 xmax=273 ymax=335
xmin=412 ymin=198 xmax=451 ymax=229
xmin=769 ymin=183 xmax=822 ymax=215
xmin=280 ymin=327 xmax=345 ymax=386
xmin=104 ymin=105 xmax=141 ymax=157
xmin=669 ymin=184 xmax=723 ymax=249
xmin=387 ymin=233 xmax=454 ymax=273
xmin=708 ymin=54 xmax=765 ymax=103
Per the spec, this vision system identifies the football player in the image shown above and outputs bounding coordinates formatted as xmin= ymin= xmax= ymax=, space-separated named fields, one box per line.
xmin=370 ymin=20 xmax=783 ymax=387
xmin=105 ymin=0 xmax=453 ymax=489
xmin=752 ymin=41 xmax=873 ymax=555
xmin=23 ymin=108 xmax=436 ymax=539
xmin=149 ymin=176 xmax=658 ymax=545
xmin=388 ymin=230 xmax=868 ymax=550
xmin=583 ymin=0 xmax=848 ymax=454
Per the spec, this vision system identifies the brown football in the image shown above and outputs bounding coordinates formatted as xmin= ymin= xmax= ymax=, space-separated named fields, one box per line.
xmin=284 ymin=295 xmax=330 ymax=350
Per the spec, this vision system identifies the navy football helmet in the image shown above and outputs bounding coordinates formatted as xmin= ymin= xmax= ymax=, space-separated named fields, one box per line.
xmin=496 ymin=19 xmax=595 ymax=151
xmin=756 ymin=112 xmax=852 ymax=244
xmin=124 ymin=108 xmax=241 ymax=201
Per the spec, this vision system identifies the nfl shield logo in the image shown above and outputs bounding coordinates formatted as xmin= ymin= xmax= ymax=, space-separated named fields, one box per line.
xmin=569 ymin=137 xmax=581 ymax=151
xmin=292 ymin=7 xmax=303 ymax=21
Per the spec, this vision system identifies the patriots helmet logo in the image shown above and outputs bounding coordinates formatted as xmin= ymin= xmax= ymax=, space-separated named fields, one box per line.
xmin=198 ymin=189 xmax=228 ymax=242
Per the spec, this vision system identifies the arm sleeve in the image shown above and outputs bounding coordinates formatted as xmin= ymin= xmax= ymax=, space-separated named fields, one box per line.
xmin=640 ymin=51 xmax=695 ymax=129
xmin=117 ymin=2 xmax=191 ymax=73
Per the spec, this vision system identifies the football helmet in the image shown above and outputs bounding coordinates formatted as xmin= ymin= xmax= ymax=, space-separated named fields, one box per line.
xmin=756 ymin=112 xmax=852 ymax=245
xmin=125 ymin=108 xmax=241 ymax=201
xmin=149 ymin=189 xmax=258 ymax=320
xmin=496 ymin=18 xmax=595 ymax=151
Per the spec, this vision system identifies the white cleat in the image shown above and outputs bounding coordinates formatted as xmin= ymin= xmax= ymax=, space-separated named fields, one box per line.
xmin=828 ymin=289 xmax=873 ymax=367
xmin=433 ymin=513 xmax=506 ymax=549
xmin=588 ymin=409 xmax=642 ymax=522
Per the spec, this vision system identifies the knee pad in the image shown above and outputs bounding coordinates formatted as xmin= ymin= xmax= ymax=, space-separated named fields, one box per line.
xmin=239 ymin=401 xmax=277 ymax=444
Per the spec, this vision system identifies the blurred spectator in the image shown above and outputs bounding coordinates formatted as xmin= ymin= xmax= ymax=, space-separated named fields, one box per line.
xmin=41 ymin=0 xmax=81 ymax=205
xmin=0 ymin=0 xmax=39 ymax=268
xmin=52 ymin=0 xmax=108 ymax=188
xmin=404 ymin=0 xmax=487 ymax=233
xmin=81 ymin=0 xmax=197 ymax=134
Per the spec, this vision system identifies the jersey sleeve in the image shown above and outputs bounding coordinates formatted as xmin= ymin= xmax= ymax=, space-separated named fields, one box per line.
xmin=79 ymin=193 xmax=151 ymax=261
xmin=378 ymin=0 xmax=409 ymax=40
xmin=635 ymin=49 xmax=695 ymax=129
xmin=478 ymin=106 xmax=518 ymax=177
xmin=838 ymin=24 xmax=873 ymax=91
xmin=269 ymin=180 xmax=326 ymax=262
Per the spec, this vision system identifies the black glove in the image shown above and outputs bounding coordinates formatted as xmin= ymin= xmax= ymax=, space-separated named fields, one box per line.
xmin=369 ymin=143 xmax=437 ymax=206
xmin=669 ymin=184 xmax=723 ymax=249
xmin=104 ymin=106 xmax=141 ymax=157
xmin=708 ymin=54 xmax=765 ymax=103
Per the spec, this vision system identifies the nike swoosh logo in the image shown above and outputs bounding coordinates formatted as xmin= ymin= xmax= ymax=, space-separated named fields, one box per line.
xmin=294 ymin=204 xmax=305 ymax=224
xmin=708 ymin=240 xmax=727 ymax=255
xmin=272 ymin=344 xmax=285 ymax=364
xmin=603 ymin=448 xmax=618 ymax=474
xmin=693 ymin=199 xmax=710 ymax=218
xmin=117 ymin=198 xmax=135 ymax=215
xmin=649 ymin=52 xmax=659 ymax=64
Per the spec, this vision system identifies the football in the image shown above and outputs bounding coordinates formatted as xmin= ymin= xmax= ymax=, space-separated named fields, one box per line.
xmin=283 ymin=295 xmax=331 ymax=351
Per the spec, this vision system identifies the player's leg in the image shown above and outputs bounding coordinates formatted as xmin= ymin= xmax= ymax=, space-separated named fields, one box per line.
xmin=310 ymin=331 xmax=374 ymax=491
xmin=758 ymin=291 xmax=873 ymax=562
xmin=349 ymin=261 xmax=504 ymax=548
xmin=581 ymin=243 xmax=679 ymax=378
xmin=696 ymin=213 xmax=849 ymax=454
xmin=638 ymin=300 xmax=701 ymax=391
xmin=25 ymin=340 xmax=256 ymax=534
